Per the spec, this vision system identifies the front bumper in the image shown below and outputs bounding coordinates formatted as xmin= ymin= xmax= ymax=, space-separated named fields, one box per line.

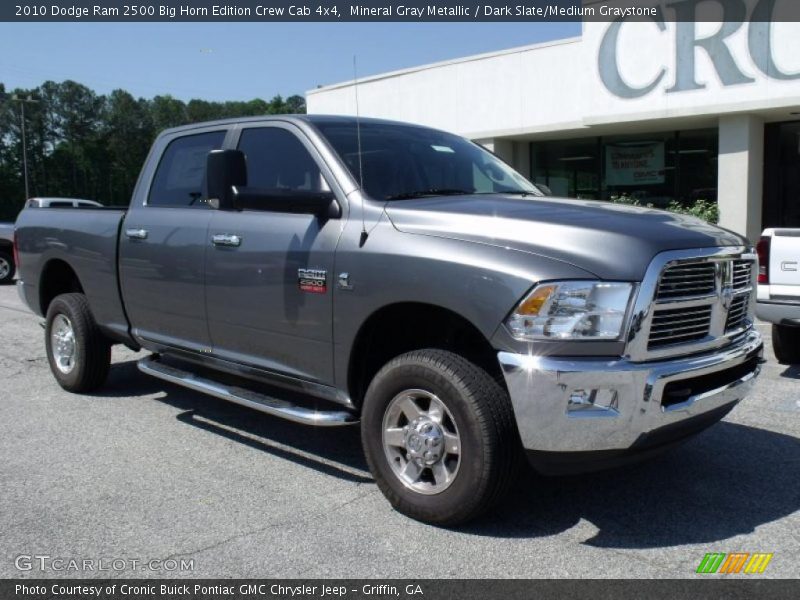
xmin=499 ymin=330 xmax=763 ymax=465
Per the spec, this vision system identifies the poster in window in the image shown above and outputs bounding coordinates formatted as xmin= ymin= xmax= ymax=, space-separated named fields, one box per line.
xmin=606 ymin=142 xmax=665 ymax=186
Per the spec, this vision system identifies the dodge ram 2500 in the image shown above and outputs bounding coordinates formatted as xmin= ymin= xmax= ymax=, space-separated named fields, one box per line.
xmin=15 ymin=115 xmax=763 ymax=524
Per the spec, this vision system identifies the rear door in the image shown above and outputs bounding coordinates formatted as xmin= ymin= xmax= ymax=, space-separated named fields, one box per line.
xmin=204 ymin=123 xmax=343 ymax=384
xmin=119 ymin=128 xmax=228 ymax=352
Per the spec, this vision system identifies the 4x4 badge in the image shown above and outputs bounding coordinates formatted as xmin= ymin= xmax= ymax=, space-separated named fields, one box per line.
xmin=298 ymin=269 xmax=327 ymax=294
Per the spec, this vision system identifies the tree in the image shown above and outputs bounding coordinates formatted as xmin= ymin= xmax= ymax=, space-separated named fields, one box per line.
xmin=0 ymin=80 xmax=307 ymax=219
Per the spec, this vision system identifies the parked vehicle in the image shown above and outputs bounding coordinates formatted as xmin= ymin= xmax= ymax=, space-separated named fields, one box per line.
xmin=756 ymin=228 xmax=800 ymax=364
xmin=27 ymin=197 xmax=103 ymax=208
xmin=0 ymin=222 xmax=15 ymax=284
xmin=15 ymin=116 xmax=763 ymax=524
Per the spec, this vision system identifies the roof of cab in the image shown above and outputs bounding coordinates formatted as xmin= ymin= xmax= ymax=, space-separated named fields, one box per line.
xmin=158 ymin=114 xmax=438 ymax=136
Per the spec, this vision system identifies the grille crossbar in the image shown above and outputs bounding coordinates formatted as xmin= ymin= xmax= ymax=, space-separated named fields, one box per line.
xmin=655 ymin=262 xmax=716 ymax=301
xmin=646 ymin=257 xmax=754 ymax=352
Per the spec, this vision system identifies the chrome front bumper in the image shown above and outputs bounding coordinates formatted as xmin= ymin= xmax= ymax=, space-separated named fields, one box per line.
xmin=498 ymin=330 xmax=763 ymax=455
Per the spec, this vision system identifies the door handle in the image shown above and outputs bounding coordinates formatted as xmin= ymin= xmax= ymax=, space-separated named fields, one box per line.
xmin=125 ymin=228 xmax=148 ymax=240
xmin=212 ymin=234 xmax=242 ymax=247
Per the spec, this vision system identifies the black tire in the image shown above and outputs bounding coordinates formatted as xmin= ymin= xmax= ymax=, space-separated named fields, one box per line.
xmin=45 ymin=293 xmax=111 ymax=392
xmin=772 ymin=324 xmax=800 ymax=365
xmin=0 ymin=250 xmax=15 ymax=284
xmin=361 ymin=349 xmax=520 ymax=526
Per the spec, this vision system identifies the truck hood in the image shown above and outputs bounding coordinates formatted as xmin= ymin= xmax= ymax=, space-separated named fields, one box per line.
xmin=385 ymin=195 xmax=747 ymax=281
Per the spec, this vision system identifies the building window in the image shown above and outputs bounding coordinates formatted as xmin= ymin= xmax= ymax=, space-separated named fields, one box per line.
xmin=530 ymin=128 xmax=718 ymax=208
xmin=763 ymin=120 xmax=800 ymax=228
xmin=531 ymin=138 xmax=600 ymax=199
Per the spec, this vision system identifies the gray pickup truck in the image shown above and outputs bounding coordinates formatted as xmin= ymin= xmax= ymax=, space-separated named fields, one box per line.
xmin=15 ymin=116 xmax=763 ymax=524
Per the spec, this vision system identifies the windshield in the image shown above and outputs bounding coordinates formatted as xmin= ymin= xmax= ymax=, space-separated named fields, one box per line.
xmin=314 ymin=121 xmax=541 ymax=200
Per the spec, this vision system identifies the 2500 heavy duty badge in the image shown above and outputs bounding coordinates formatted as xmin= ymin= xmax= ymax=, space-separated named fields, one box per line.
xmin=298 ymin=269 xmax=327 ymax=293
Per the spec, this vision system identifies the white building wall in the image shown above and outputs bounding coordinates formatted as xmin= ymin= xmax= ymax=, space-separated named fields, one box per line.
xmin=308 ymin=21 xmax=800 ymax=139
xmin=718 ymin=114 xmax=765 ymax=242
xmin=307 ymin=37 xmax=588 ymax=138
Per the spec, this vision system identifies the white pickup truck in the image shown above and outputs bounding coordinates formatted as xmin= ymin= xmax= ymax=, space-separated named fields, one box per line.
xmin=757 ymin=229 xmax=800 ymax=364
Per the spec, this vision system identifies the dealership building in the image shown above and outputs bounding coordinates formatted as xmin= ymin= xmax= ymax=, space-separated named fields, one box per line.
xmin=307 ymin=17 xmax=800 ymax=242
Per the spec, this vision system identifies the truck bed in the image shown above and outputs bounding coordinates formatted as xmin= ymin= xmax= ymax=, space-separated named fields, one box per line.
xmin=14 ymin=206 xmax=131 ymax=342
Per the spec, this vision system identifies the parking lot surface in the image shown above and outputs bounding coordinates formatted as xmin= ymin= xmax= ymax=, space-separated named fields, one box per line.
xmin=1 ymin=283 xmax=798 ymax=579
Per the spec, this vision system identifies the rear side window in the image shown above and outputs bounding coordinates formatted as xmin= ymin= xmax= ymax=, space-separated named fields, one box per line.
xmin=238 ymin=128 xmax=326 ymax=192
xmin=148 ymin=131 xmax=226 ymax=207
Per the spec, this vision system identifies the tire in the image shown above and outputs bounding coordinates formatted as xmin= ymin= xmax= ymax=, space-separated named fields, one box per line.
xmin=772 ymin=324 xmax=800 ymax=365
xmin=45 ymin=293 xmax=111 ymax=392
xmin=361 ymin=349 xmax=520 ymax=526
xmin=0 ymin=250 xmax=15 ymax=284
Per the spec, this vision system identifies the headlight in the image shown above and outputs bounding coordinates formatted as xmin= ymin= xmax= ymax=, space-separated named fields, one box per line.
xmin=506 ymin=281 xmax=634 ymax=341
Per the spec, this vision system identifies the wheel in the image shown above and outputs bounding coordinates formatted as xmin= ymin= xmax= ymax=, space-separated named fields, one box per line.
xmin=772 ymin=324 xmax=800 ymax=365
xmin=0 ymin=250 xmax=14 ymax=284
xmin=361 ymin=349 xmax=520 ymax=525
xmin=45 ymin=293 xmax=111 ymax=392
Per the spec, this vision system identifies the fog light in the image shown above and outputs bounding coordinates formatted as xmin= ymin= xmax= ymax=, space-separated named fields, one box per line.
xmin=567 ymin=389 xmax=619 ymax=417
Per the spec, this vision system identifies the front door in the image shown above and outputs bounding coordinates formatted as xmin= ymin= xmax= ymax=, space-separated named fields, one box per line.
xmin=204 ymin=124 xmax=343 ymax=384
xmin=119 ymin=129 xmax=226 ymax=352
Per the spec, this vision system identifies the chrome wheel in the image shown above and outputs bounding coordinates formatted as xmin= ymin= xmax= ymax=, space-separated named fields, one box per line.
xmin=0 ymin=257 xmax=9 ymax=280
xmin=51 ymin=314 xmax=77 ymax=374
xmin=382 ymin=389 xmax=461 ymax=495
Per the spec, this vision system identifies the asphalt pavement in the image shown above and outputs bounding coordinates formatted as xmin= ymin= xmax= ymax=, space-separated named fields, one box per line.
xmin=1 ymin=282 xmax=798 ymax=579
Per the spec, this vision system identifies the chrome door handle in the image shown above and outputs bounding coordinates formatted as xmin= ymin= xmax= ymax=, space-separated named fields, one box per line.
xmin=125 ymin=228 xmax=148 ymax=240
xmin=212 ymin=234 xmax=242 ymax=247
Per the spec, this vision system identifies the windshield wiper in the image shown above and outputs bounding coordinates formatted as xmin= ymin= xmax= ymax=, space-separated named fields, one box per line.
xmin=385 ymin=188 xmax=473 ymax=200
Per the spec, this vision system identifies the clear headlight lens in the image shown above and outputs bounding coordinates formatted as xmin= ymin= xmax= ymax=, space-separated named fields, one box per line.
xmin=506 ymin=281 xmax=634 ymax=341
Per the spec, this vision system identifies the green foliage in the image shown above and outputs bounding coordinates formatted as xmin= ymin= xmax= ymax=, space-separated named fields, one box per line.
xmin=664 ymin=199 xmax=719 ymax=224
xmin=0 ymin=81 xmax=307 ymax=220
xmin=610 ymin=194 xmax=719 ymax=224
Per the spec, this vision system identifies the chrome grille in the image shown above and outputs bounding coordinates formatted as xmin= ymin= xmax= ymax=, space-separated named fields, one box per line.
xmin=655 ymin=262 xmax=716 ymax=301
xmin=725 ymin=293 xmax=750 ymax=332
xmin=637 ymin=252 xmax=757 ymax=358
xmin=732 ymin=260 xmax=752 ymax=290
xmin=648 ymin=305 xmax=712 ymax=349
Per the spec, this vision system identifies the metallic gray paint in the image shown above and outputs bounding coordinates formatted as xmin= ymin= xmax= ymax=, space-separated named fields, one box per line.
xmin=14 ymin=114 xmax=762 ymax=446
xmin=202 ymin=121 xmax=347 ymax=385
xmin=13 ymin=208 xmax=130 ymax=341
xmin=385 ymin=195 xmax=747 ymax=281
xmin=120 ymin=207 xmax=214 ymax=352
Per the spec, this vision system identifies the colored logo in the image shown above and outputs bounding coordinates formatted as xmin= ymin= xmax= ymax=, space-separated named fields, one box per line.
xmin=696 ymin=553 xmax=773 ymax=574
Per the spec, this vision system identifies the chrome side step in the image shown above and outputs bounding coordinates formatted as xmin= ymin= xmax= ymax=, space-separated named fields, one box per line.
xmin=137 ymin=355 xmax=358 ymax=427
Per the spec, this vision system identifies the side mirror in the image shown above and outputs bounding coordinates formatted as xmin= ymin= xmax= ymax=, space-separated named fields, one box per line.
xmin=232 ymin=188 xmax=341 ymax=219
xmin=207 ymin=149 xmax=247 ymax=210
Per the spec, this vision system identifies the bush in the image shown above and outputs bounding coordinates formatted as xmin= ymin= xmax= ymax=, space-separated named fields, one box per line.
xmin=665 ymin=199 xmax=719 ymax=224
xmin=610 ymin=194 xmax=719 ymax=224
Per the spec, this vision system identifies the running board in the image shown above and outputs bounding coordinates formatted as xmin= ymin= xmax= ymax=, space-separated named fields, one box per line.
xmin=137 ymin=355 xmax=358 ymax=427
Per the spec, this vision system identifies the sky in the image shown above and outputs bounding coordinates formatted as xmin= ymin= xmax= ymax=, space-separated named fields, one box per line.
xmin=0 ymin=22 xmax=581 ymax=101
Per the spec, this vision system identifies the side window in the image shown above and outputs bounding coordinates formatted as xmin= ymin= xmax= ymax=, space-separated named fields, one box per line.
xmin=148 ymin=130 xmax=226 ymax=207
xmin=238 ymin=128 xmax=326 ymax=192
